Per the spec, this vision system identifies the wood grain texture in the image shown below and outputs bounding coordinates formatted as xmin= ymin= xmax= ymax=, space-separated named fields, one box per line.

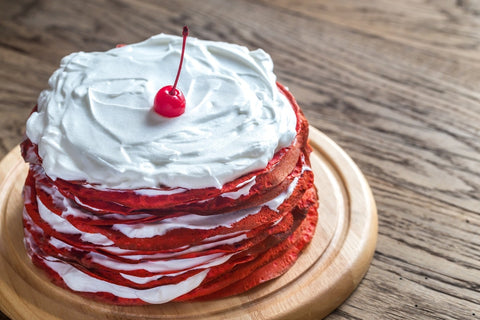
xmin=0 ymin=128 xmax=377 ymax=320
xmin=0 ymin=0 xmax=479 ymax=319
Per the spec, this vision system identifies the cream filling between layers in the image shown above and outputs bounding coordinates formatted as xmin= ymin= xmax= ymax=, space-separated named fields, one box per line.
xmin=111 ymin=173 xmax=300 ymax=238
xmin=36 ymin=197 xmax=114 ymax=246
xmin=27 ymin=229 xmax=208 ymax=303
xmin=43 ymin=258 xmax=209 ymax=304
xmin=33 ymin=164 xmax=307 ymax=241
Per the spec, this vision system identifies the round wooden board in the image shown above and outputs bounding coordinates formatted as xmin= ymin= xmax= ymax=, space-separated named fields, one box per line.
xmin=0 ymin=127 xmax=377 ymax=320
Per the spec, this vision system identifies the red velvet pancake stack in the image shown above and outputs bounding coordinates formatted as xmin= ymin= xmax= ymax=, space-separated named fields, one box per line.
xmin=21 ymin=78 xmax=318 ymax=304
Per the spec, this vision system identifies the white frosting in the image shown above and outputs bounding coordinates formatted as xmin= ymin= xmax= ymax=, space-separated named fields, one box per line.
xmin=43 ymin=258 xmax=208 ymax=304
xmin=37 ymin=211 xmax=247 ymax=265
xmin=26 ymin=33 xmax=297 ymax=189
xmin=120 ymin=273 xmax=165 ymax=285
xmin=221 ymin=177 xmax=256 ymax=199
xmin=27 ymin=212 xmax=235 ymax=274
xmin=88 ymin=251 xmax=233 ymax=273
xmin=36 ymin=196 xmax=114 ymax=246
xmin=112 ymin=207 xmax=259 ymax=238
xmin=118 ymin=233 xmax=247 ymax=261
xmin=133 ymin=187 xmax=187 ymax=196
xmin=112 ymin=174 xmax=299 ymax=239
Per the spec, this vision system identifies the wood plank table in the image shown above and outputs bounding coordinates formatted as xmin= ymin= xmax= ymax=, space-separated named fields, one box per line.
xmin=0 ymin=0 xmax=479 ymax=319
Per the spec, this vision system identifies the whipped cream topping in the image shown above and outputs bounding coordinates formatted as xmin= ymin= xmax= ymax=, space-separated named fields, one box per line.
xmin=26 ymin=34 xmax=297 ymax=189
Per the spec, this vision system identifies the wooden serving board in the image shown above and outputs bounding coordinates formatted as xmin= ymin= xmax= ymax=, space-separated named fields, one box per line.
xmin=0 ymin=127 xmax=377 ymax=320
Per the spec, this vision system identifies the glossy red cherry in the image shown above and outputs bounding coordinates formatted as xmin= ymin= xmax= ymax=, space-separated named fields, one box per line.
xmin=153 ymin=85 xmax=186 ymax=117
xmin=154 ymin=26 xmax=189 ymax=118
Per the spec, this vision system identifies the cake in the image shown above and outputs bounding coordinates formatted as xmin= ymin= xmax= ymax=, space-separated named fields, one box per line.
xmin=20 ymin=32 xmax=318 ymax=305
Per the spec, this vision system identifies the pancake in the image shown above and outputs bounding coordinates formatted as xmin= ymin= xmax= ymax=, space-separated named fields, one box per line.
xmin=21 ymin=33 xmax=319 ymax=304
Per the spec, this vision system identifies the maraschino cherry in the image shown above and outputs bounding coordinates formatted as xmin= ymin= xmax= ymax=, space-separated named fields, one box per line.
xmin=153 ymin=26 xmax=189 ymax=118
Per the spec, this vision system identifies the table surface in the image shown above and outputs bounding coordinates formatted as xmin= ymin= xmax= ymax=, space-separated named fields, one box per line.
xmin=0 ymin=0 xmax=479 ymax=319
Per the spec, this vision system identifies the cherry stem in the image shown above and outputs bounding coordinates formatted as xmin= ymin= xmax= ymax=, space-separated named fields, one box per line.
xmin=170 ymin=25 xmax=189 ymax=95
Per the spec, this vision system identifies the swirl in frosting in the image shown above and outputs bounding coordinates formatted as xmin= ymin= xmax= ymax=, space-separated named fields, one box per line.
xmin=26 ymin=34 xmax=297 ymax=189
